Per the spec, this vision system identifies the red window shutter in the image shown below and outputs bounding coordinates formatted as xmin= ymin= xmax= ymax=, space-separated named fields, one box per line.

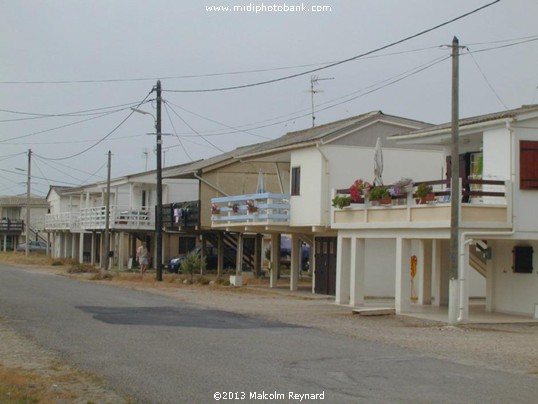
xmin=520 ymin=141 xmax=538 ymax=189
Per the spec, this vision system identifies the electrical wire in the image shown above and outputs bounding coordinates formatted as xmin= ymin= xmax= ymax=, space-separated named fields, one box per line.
xmin=33 ymin=89 xmax=154 ymax=160
xmin=163 ymin=0 xmax=501 ymax=93
xmin=465 ymin=48 xmax=509 ymax=110
xmin=0 ymin=101 xmax=154 ymax=122
xmin=163 ymin=99 xmax=271 ymax=140
xmin=163 ymin=103 xmax=194 ymax=162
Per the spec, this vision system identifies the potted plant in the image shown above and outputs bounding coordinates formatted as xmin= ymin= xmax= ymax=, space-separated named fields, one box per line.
xmin=415 ymin=183 xmax=435 ymax=204
xmin=230 ymin=203 xmax=239 ymax=213
xmin=368 ymin=186 xmax=392 ymax=205
xmin=246 ymin=199 xmax=258 ymax=213
xmin=332 ymin=195 xmax=352 ymax=209
xmin=211 ymin=203 xmax=221 ymax=214
xmin=390 ymin=178 xmax=413 ymax=196
xmin=349 ymin=179 xmax=372 ymax=203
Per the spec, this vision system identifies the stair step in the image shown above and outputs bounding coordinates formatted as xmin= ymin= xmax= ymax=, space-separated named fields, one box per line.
xmin=352 ymin=307 xmax=395 ymax=316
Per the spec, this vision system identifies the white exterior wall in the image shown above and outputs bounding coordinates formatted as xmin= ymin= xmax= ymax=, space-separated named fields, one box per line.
xmin=513 ymin=120 xmax=538 ymax=233
xmin=289 ymin=144 xmax=444 ymax=227
xmin=324 ymin=144 xmax=445 ymax=189
xmin=490 ymin=239 xmax=538 ymax=317
xmin=364 ymin=239 xmax=396 ymax=297
xmin=289 ymin=148 xmax=324 ymax=227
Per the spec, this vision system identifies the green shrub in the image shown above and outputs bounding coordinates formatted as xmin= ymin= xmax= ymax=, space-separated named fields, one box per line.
xmin=181 ymin=251 xmax=202 ymax=281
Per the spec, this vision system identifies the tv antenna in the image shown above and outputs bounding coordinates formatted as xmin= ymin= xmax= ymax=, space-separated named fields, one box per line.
xmin=309 ymin=75 xmax=334 ymax=127
xmin=142 ymin=148 xmax=149 ymax=171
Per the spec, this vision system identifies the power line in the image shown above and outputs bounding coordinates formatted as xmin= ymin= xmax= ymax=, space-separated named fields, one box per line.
xmin=0 ymin=101 xmax=153 ymax=122
xmin=465 ymin=48 xmax=509 ymax=110
xmin=163 ymin=0 xmax=501 ymax=93
xmin=163 ymin=99 xmax=271 ymax=139
xmin=163 ymin=103 xmax=194 ymax=162
xmin=33 ymin=89 xmax=154 ymax=161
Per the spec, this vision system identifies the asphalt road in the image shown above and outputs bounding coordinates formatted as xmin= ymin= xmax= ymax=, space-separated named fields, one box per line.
xmin=1 ymin=264 xmax=537 ymax=404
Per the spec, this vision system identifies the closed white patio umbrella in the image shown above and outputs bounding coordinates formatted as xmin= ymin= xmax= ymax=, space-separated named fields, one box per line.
xmin=373 ymin=137 xmax=384 ymax=186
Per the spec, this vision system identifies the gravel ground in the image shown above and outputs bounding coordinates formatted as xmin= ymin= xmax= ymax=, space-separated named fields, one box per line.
xmin=1 ymin=266 xmax=537 ymax=402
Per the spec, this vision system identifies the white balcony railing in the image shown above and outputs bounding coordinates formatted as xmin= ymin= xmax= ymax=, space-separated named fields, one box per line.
xmin=44 ymin=212 xmax=81 ymax=231
xmin=332 ymin=180 xmax=512 ymax=230
xmin=211 ymin=193 xmax=290 ymax=227
xmin=80 ymin=206 xmax=154 ymax=230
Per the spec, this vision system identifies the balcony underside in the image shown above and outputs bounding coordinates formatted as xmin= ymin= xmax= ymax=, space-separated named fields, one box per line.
xmin=332 ymin=203 xmax=511 ymax=230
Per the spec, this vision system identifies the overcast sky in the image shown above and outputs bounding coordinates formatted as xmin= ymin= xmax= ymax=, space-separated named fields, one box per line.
xmin=1 ymin=0 xmax=537 ymax=197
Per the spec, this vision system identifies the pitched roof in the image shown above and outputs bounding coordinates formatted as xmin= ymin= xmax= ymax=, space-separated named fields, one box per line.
xmin=163 ymin=143 xmax=264 ymax=179
xmin=237 ymin=111 xmax=430 ymax=158
xmin=392 ymin=104 xmax=538 ymax=139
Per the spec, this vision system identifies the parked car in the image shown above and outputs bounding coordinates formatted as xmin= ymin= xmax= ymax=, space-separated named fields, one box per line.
xmin=165 ymin=247 xmax=235 ymax=273
xmin=279 ymin=236 xmax=310 ymax=270
xmin=17 ymin=241 xmax=48 ymax=252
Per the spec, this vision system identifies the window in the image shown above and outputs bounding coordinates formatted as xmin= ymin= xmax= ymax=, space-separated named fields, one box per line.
xmin=291 ymin=166 xmax=301 ymax=196
xmin=513 ymin=246 xmax=534 ymax=274
xmin=520 ymin=141 xmax=538 ymax=189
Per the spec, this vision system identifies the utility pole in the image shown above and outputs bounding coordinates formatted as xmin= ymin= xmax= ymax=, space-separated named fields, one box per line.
xmin=25 ymin=149 xmax=31 ymax=257
xmin=103 ymin=151 xmax=112 ymax=270
xmin=155 ymin=80 xmax=163 ymax=282
xmin=448 ymin=36 xmax=461 ymax=324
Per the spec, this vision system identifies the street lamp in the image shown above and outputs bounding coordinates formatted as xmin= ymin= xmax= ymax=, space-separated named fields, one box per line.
xmin=131 ymin=80 xmax=163 ymax=281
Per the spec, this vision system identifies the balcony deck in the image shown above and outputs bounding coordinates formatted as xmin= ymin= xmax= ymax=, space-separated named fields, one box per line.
xmin=211 ymin=193 xmax=290 ymax=228
xmin=0 ymin=219 xmax=24 ymax=235
xmin=332 ymin=179 xmax=512 ymax=231
xmin=79 ymin=206 xmax=154 ymax=231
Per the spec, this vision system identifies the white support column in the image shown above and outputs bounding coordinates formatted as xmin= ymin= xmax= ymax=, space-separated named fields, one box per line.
xmin=118 ymin=232 xmax=125 ymax=270
xmin=90 ymin=232 xmax=96 ymax=265
xmin=350 ymin=238 xmax=365 ymax=307
xmin=78 ymin=232 xmax=84 ymax=263
xmin=270 ymin=233 xmax=280 ymax=288
xmin=335 ymin=236 xmax=351 ymax=305
xmin=3 ymin=235 xmax=6 ymax=252
xmin=418 ymin=239 xmax=432 ymax=305
xmin=71 ymin=233 xmax=77 ymax=259
xmin=395 ymin=238 xmax=411 ymax=314
xmin=485 ymin=241 xmax=495 ymax=312
xmin=235 ymin=233 xmax=243 ymax=276
xmin=290 ymin=234 xmax=300 ymax=291
xmin=431 ymin=240 xmax=441 ymax=307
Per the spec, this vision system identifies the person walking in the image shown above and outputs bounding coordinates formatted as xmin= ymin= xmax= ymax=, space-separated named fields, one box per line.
xmin=137 ymin=241 xmax=150 ymax=274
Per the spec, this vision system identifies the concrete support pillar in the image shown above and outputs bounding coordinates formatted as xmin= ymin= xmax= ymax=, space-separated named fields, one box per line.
xmin=254 ymin=234 xmax=263 ymax=278
xmin=335 ymin=236 xmax=351 ymax=305
xmin=217 ymin=233 xmax=224 ymax=278
xmin=235 ymin=233 xmax=243 ymax=276
xmin=119 ymin=232 xmax=125 ymax=270
xmin=432 ymin=240 xmax=442 ymax=307
xmin=350 ymin=238 xmax=365 ymax=307
xmin=270 ymin=233 xmax=280 ymax=288
xmin=3 ymin=235 xmax=6 ymax=252
xmin=395 ymin=237 xmax=412 ymax=314
xmin=91 ymin=232 xmax=96 ymax=265
xmin=200 ymin=235 xmax=207 ymax=275
xmin=71 ymin=233 xmax=77 ymax=259
xmin=290 ymin=234 xmax=300 ymax=291
xmin=418 ymin=239 xmax=433 ymax=305
xmin=78 ymin=232 xmax=84 ymax=263
xmin=485 ymin=241 xmax=495 ymax=312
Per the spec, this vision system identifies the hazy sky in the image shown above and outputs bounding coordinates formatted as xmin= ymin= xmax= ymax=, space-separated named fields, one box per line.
xmin=1 ymin=0 xmax=537 ymax=197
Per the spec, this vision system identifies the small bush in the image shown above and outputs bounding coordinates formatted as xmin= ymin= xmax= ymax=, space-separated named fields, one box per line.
xmin=198 ymin=276 xmax=211 ymax=285
xmin=90 ymin=272 xmax=114 ymax=281
xmin=68 ymin=263 xmax=100 ymax=274
xmin=214 ymin=277 xmax=230 ymax=286
xmin=50 ymin=260 xmax=64 ymax=266
xmin=181 ymin=251 xmax=202 ymax=282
